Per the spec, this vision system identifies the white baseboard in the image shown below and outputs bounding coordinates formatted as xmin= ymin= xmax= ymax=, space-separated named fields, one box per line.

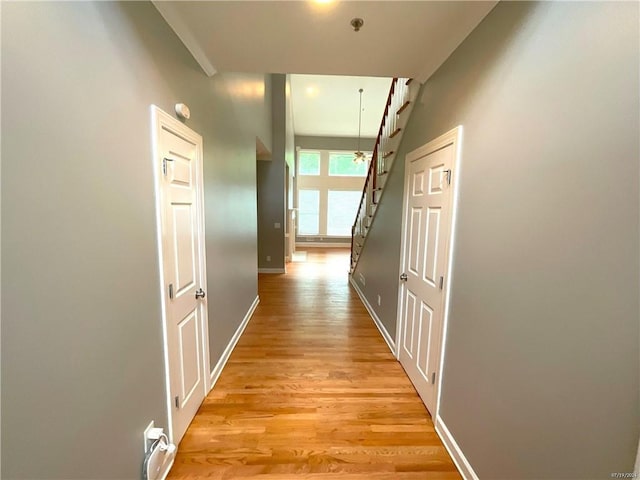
xmin=349 ymin=276 xmax=396 ymax=355
xmin=435 ymin=415 xmax=479 ymax=480
xmin=257 ymin=268 xmax=286 ymax=274
xmin=209 ymin=295 xmax=260 ymax=389
xmin=295 ymin=242 xmax=350 ymax=248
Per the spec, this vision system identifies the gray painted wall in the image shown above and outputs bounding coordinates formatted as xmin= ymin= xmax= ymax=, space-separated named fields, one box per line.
xmin=295 ymin=135 xmax=376 ymax=153
xmin=297 ymin=237 xmax=352 ymax=245
xmin=2 ymin=2 xmax=268 ymax=478
xmin=259 ymin=73 xmax=273 ymax=157
xmin=285 ymin=76 xmax=295 ymax=172
xmin=354 ymin=1 xmax=639 ymax=478
xmin=257 ymin=74 xmax=293 ymax=270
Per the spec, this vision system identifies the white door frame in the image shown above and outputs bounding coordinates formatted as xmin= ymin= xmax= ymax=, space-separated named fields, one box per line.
xmin=395 ymin=125 xmax=463 ymax=417
xmin=150 ymin=105 xmax=211 ymax=442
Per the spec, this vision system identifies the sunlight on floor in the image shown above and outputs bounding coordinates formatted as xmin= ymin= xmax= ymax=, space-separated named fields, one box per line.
xmin=291 ymin=251 xmax=307 ymax=262
xmin=291 ymin=249 xmax=351 ymax=279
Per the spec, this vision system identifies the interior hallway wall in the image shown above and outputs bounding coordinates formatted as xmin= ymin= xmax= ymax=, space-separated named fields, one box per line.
xmin=353 ymin=1 xmax=639 ymax=478
xmin=257 ymin=74 xmax=293 ymax=270
xmin=295 ymin=135 xmax=376 ymax=153
xmin=1 ymin=2 xmax=269 ymax=478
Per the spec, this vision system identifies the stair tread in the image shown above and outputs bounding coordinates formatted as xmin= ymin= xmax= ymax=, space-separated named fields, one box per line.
xmin=396 ymin=101 xmax=411 ymax=115
xmin=351 ymin=79 xmax=411 ymax=272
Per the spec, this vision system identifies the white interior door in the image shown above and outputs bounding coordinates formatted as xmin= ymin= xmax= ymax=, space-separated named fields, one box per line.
xmin=152 ymin=106 xmax=210 ymax=444
xmin=397 ymin=127 xmax=461 ymax=416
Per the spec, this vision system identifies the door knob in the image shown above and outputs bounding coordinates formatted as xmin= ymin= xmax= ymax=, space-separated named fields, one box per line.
xmin=400 ymin=273 xmax=408 ymax=282
xmin=195 ymin=288 xmax=206 ymax=299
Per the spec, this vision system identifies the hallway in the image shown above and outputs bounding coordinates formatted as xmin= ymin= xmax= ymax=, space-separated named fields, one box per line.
xmin=168 ymin=249 xmax=460 ymax=479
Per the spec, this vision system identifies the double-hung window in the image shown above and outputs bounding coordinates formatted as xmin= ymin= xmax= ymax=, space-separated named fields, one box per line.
xmin=326 ymin=190 xmax=362 ymax=236
xmin=298 ymin=189 xmax=320 ymax=235
xmin=328 ymin=152 xmax=368 ymax=177
xmin=298 ymin=151 xmax=320 ymax=176
xmin=296 ymin=149 xmax=368 ymax=238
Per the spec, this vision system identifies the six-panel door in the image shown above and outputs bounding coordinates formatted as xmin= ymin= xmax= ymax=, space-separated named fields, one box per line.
xmin=160 ymin=124 xmax=207 ymax=444
xmin=399 ymin=141 xmax=455 ymax=416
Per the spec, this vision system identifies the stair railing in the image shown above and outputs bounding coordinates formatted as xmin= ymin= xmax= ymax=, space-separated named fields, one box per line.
xmin=350 ymin=78 xmax=398 ymax=267
xmin=351 ymin=77 xmax=416 ymax=271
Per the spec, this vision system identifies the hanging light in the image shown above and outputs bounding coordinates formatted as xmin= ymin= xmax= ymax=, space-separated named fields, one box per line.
xmin=354 ymin=88 xmax=368 ymax=164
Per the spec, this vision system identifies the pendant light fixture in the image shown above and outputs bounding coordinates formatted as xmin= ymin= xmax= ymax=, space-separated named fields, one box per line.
xmin=353 ymin=88 xmax=367 ymax=164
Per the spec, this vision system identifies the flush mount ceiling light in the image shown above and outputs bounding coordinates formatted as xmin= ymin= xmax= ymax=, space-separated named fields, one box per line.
xmin=309 ymin=0 xmax=337 ymax=13
xmin=350 ymin=17 xmax=364 ymax=32
xmin=354 ymin=88 xmax=368 ymax=165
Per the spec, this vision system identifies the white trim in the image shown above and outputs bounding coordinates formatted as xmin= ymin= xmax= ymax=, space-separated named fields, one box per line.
xmin=150 ymin=106 xmax=176 ymax=442
xmin=151 ymin=105 xmax=210 ymax=443
xmin=436 ymin=126 xmax=464 ymax=418
xmin=151 ymin=2 xmax=217 ymax=77
xmin=349 ymin=276 xmax=396 ymax=355
xmin=435 ymin=416 xmax=479 ymax=480
xmin=257 ymin=268 xmax=286 ymax=274
xmin=395 ymin=146 xmax=411 ymax=361
xmin=406 ymin=126 xmax=463 ymax=163
xmin=209 ymin=295 xmax=260 ymax=389
xmin=295 ymin=242 xmax=350 ymax=248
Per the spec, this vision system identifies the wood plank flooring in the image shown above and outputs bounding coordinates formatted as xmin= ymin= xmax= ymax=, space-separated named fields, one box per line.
xmin=168 ymin=248 xmax=461 ymax=479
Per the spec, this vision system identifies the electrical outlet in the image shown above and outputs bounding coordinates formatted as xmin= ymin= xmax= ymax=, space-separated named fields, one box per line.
xmin=266 ymin=256 xmax=271 ymax=262
xmin=143 ymin=421 xmax=155 ymax=453
xmin=274 ymin=223 xmax=281 ymax=229
xmin=377 ymin=295 xmax=381 ymax=306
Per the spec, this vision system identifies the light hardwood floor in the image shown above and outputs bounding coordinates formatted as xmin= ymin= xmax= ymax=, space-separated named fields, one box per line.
xmin=168 ymin=248 xmax=461 ymax=479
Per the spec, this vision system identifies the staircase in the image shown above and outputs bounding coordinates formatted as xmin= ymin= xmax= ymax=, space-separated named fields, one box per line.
xmin=350 ymin=77 xmax=420 ymax=272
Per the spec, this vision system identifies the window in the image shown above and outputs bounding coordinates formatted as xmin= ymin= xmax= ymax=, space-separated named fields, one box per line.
xmin=298 ymin=151 xmax=320 ymax=176
xmin=296 ymin=149 xmax=367 ymax=238
xmin=329 ymin=152 xmax=367 ymax=177
xmin=327 ymin=190 xmax=362 ymax=236
xmin=298 ymin=189 xmax=320 ymax=235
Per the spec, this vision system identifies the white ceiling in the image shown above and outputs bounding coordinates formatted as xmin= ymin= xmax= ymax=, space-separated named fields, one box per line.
xmin=290 ymin=74 xmax=392 ymax=138
xmin=153 ymin=1 xmax=498 ymax=138
xmin=153 ymin=1 xmax=498 ymax=80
